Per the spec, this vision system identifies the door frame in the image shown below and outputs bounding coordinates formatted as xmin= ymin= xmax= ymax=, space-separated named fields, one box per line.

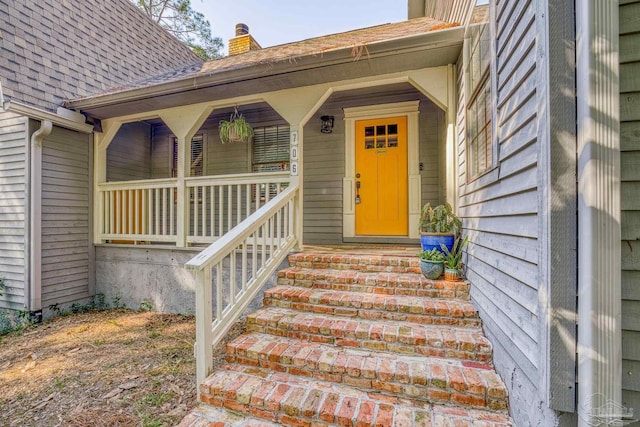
xmin=343 ymin=101 xmax=421 ymax=239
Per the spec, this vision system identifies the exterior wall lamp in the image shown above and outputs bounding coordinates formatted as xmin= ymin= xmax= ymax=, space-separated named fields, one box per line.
xmin=320 ymin=115 xmax=334 ymax=133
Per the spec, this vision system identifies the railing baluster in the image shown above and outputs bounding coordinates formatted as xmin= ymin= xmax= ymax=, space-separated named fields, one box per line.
xmin=227 ymin=184 xmax=232 ymax=234
xmin=261 ymin=223 xmax=266 ymax=269
xmin=134 ymin=189 xmax=140 ymax=236
xmin=194 ymin=186 xmax=199 ymax=237
xmin=245 ymin=183 xmax=250 ymax=221
xmin=128 ymin=189 xmax=133 ymax=235
xmin=218 ymin=186 xmax=223 ymax=238
xmin=236 ymin=184 xmax=241 ymax=228
xmin=210 ymin=186 xmax=215 ymax=238
xmin=155 ymin=188 xmax=160 ymax=236
xmin=201 ymin=186 xmax=206 ymax=237
xmin=230 ymin=249 xmax=236 ymax=305
xmin=252 ymin=230 xmax=258 ymax=282
xmin=148 ymin=188 xmax=153 ymax=236
xmin=161 ymin=188 xmax=167 ymax=235
xmin=241 ymin=239 xmax=247 ymax=292
xmin=216 ymin=262 xmax=223 ymax=320
xmin=170 ymin=186 xmax=175 ymax=236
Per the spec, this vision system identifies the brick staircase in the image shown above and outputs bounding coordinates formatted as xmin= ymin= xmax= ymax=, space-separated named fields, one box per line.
xmin=179 ymin=249 xmax=512 ymax=426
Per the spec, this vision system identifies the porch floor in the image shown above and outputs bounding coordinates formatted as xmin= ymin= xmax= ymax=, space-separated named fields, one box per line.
xmin=179 ymin=248 xmax=512 ymax=426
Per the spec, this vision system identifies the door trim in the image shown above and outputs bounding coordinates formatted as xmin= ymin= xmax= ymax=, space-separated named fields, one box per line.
xmin=343 ymin=101 xmax=420 ymax=239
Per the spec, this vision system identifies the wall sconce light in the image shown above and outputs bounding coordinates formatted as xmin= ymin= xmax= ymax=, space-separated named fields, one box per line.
xmin=320 ymin=115 xmax=334 ymax=134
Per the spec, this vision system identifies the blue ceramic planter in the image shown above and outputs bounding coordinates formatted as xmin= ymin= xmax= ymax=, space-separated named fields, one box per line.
xmin=420 ymin=233 xmax=455 ymax=253
xmin=420 ymin=259 xmax=444 ymax=280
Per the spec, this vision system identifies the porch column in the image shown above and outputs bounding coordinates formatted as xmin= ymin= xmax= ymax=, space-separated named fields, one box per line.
xmin=290 ymin=126 xmax=303 ymax=248
xmin=175 ymin=136 xmax=191 ymax=247
xmin=94 ymin=120 xmax=122 ymax=244
xmin=576 ymin=0 xmax=622 ymax=424
xmin=445 ymin=64 xmax=457 ymax=210
xmin=159 ymin=105 xmax=213 ymax=247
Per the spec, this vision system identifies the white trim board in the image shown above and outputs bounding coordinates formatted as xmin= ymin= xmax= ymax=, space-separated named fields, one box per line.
xmin=342 ymin=101 xmax=421 ymax=239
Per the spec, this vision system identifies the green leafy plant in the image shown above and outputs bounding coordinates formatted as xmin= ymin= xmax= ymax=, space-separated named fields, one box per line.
xmin=219 ymin=108 xmax=254 ymax=144
xmin=419 ymin=248 xmax=445 ymax=262
xmin=419 ymin=202 xmax=461 ymax=234
xmin=140 ymin=299 xmax=153 ymax=311
xmin=440 ymin=236 xmax=469 ymax=269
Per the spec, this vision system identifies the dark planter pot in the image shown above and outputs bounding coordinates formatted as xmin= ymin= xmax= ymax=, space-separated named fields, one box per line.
xmin=444 ymin=267 xmax=462 ymax=282
xmin=420 ymin=233 xmax=455 ymax=253
xmin=420 ymin=259 xmax=444 ymax=280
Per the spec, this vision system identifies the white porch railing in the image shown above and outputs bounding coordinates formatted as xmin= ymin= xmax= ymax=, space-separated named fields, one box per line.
xmin=186 ymin=172 xmax=289 ymax=244
xmin=185 ymin=183 xmax=299 ymax=386
xmin=97 ymin=178 xmax=178 ymax=242
xmin=97 ymin=172 xmax=289 ymax=244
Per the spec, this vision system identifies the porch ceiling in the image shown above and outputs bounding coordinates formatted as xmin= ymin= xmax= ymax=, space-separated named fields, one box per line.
xmin=71 ymin=29 xmax=463 ymax=120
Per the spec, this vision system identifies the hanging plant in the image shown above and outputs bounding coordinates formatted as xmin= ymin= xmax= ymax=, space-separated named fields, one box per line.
xmin=219 ymin=107 xmax=254 ymax=144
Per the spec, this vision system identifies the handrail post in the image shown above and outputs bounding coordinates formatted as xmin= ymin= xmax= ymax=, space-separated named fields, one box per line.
xmin=195 ymin=268 xmax=213 ymax=391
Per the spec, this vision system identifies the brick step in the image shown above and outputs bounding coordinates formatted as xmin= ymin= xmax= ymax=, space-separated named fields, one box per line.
xmin=225 ymin=333 xmax=508 ymax=411
xmin=263 ymin=286 xmax=481 ymax=328
xmin=177 ymin=404 xmax=280 ymax=427
xmin=288 ymin=252 xmax=421 ymax=274
xmin=199 ymin=365 xmax=512 ymax=426
xmin=246 ymin=307 xmax=492 ymax=363
xmin=277 ymin=267 xmax=470 ymax=300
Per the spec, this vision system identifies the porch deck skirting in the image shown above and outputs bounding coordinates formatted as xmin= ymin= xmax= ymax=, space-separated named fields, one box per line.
xmin=96 ymin=171 xmax=290 ymax=246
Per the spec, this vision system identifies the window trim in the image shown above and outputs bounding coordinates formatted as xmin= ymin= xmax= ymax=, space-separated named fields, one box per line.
xmin=171 ymin=133 xmax=207 ymax=178
xmin=464 ymin=15 xmax=498 ymax=184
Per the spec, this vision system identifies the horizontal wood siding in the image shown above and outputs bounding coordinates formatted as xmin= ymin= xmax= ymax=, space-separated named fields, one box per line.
xmin=107 ymin=122 xmax=152 ymax=181
xmin=41 ymin=127 xmax=92 ymax=307
xmin=303 ymin=89 xmax=444 ymax=245
xmin=151 ymin=109 xmax=283 ymax=179
xmin=620 ymin=0 xmax=640 ymax=411
xmin=0 ymin=112 xmax=27 ymax=310
xmin=458 ymin=1 xmax=544 ymax=424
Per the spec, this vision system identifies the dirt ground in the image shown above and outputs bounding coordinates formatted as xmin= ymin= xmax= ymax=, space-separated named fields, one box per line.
xmin=0 ymin=309 xmax=245 ymax=427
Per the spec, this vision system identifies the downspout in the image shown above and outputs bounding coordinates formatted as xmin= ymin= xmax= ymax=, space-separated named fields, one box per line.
xmin=576 ymin=0 xmax=622 ymax=425
xmin=29 ymin=120 xmax=53 ymax=321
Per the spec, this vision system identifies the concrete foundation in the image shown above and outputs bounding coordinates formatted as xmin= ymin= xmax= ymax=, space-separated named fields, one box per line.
xmin=95 ymin=245 xmax=285 ymax=315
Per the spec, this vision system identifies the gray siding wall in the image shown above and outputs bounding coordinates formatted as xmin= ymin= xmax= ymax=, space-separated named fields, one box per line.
xmin=620 ymin=0 xmax=640 ymax=411
xmin=107 ymin=122 xmax=152 ymax=181
xmin=0 ymin=112 xmax=28 ymax=310
xmin=41 ymin=126 xmax=93 ymax=307
xmin=303 ymin=90 xmax=445 ymax=245
xmin=150 ymin=110 xmax=282 ymax=179
xmin=457 ymin=1 xmax=553 ymax=424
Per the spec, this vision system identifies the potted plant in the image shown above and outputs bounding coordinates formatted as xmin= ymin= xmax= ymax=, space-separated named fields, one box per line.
xmin=418 ymin=248 xmax=445 ymax=280
xmin=440 ymin=236 xmax=469 ymax=281
xmin=418 ymin=202 xmax=461 ymax=252
xmin=219 ymin=107 xmax=254 ymax=144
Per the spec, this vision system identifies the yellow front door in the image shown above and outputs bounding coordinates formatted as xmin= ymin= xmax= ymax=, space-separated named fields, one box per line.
xmin=355 ymin=117 xmax=408 ymax=236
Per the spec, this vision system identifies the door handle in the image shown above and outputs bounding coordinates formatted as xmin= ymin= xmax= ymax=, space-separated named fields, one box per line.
xmin=355 ymin=180 xmax=361 ymax=204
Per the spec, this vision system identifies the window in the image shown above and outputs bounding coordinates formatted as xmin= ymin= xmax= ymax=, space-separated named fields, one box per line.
xmin=172 ymin=134 xmax=205 ymax=177
xmin=252 ymin=125 xmax=290 ymax=200
xmin=252 ymin=125 xmax=290 ymax=173
xmin=466 ymin=23 xmax=493 ymax=180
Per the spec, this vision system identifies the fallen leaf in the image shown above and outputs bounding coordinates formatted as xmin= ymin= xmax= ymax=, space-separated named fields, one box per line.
xmin=119 ymin=381 xmax=139 ymax=390
xmin=102 ymin=388 xmax=122 ymax=399
xmin=21 ymin=360 xmax=36 ymax=372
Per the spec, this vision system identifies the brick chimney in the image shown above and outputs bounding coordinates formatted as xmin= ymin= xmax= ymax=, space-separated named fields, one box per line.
xmin=228 ymin=23 xmax=261 ymax=56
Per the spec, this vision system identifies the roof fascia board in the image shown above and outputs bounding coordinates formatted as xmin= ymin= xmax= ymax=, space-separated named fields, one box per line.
xmin=3 ymin=100 xmax=94 ymax=133
xmin=68 ymin=27 xmax=464 ymax=111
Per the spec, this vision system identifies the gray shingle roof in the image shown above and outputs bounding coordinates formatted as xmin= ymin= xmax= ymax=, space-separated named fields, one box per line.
xmin=0 ymin=0 xmax=202 ymax=112
xmin=70 ymin=16 xmax=459 ymax=102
